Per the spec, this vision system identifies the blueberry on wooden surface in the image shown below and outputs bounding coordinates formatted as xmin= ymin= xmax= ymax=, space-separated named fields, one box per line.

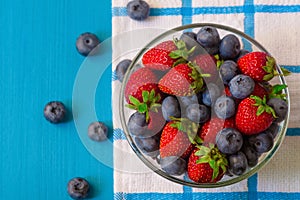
xmin=44 ymin=101 xmax=66 ymax=123
xmin=76 ymin=32 xmax=100 ymax=56
xmin=88 ymin=121 xmax=108 ymax=141
xmin=67 ymin=177 xmax=90 ymax=199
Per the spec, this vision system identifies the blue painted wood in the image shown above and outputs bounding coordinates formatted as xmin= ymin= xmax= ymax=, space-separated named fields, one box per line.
xmin=0 ymin=0 xmax=113 ymax=199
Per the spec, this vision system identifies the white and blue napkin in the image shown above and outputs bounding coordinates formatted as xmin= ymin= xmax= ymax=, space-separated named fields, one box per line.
xmin=112 ymin=1 xmax=300 ymax=199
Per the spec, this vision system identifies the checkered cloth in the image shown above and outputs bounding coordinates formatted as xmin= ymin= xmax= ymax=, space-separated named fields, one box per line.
xmin=112 ymin=1 xmax=300 ymax=199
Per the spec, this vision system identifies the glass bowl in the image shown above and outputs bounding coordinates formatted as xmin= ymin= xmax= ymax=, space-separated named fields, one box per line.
xmin=119 ymin=23 xmax=290 ymax=188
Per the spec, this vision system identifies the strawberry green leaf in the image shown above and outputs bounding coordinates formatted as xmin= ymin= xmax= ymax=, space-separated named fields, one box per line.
xmin=129 ymin=95 xmax=141 ymax=106
xmin=142 ymin=91 xmax=149 ymax=103
xmin=280 ymin=67 xmax=291 ymax=76
xmin=256 ymin=105 xmax=265 ymax=116
xmin=272 ymin=84 xmax=287 ymax=94
xmin=209 ymin=159 xmax=219 ymax=180
xmin=137 ymin=104 xmax=148 ymax=114
xmin=196 ymin=156 xmax=210 ymax=164
xmin=263 ymin=73 xmax=274 ymax=81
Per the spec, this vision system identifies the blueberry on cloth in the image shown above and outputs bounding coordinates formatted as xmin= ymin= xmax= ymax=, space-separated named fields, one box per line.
xmin=134 ymin=133 xmax=161 ymax=158
xmin=185 ymin=103 xmax=210 ymax=123
xmin=44 ymin=101 xmax=66 ymax=123
xmin=228 ymin=151 xmax=248 ymax=176
xmin=267 ymin=98 xmax=288 ymax=123
xmin=202 ymin=83 xmax=222 ymax=106
xmin=219 ymin=34 xmax=241 ymax=60
xmin=214 ymin=95 xmax=236 ymax=119
xmin=160 ymin=156 xmax=187 ymax=176
xmin=196 ymin=26 xmax=220 ymax=55
xmin=229 ymin=74 xmax=255 ymax=99
xmin=219 ymin=60 xmax=239 ymax=85
xmin=248 ymin=132 xmax=274 ymax=153
xmin=67 ymin=177 xmax=90 ymax=199
xmin=216 ymin=128 xmax=243 ymax=155
xmin=162 ymin=96 xmax=181 ymax=121
xmin=127 ymin=111 xmax=148 ymax=137
xmin=126 ymin=0 xmax=150 ymax=21
xmin=88 ymin=121 xmax=108 ymax=141
xmin=76 ymin=32 xmax=100 ymax=56
xmin=116 ymin=59 xmax=132 ymax=82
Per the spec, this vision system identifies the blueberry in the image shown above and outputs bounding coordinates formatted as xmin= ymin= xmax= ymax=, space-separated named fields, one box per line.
xmin=162 ymin=96 xmax=181 ymax=121
xmin=177 ymin=94 xmax=201 ymax=111
xmin=76 ymin=32 xmax=100 ymax=56
xmin=228 ymin=151 xmax=248 ymax=176
xmin=219 ymin=34 xmax=241 ymax=60
xmin=127 ymin=112 xmax=148 ymax=137
xmin=134 ymin=133 xmax=160 ymax=158
xmin=196 ymin=26 xmax=220 ymax=55
xmin=126 ymin=0 xmax=150 ymax=21
xmin=229 ymin=74 xmax=255 ymax=99
xmin=116 ymin=59 xmax=132 ymax=82
xmin=160 ymin=156 xmax=187 ymax=176
xmin=88 ymin=121 xmax=108 ymax=141
xmin=202 ymin=83 xmax=222 ymax=106
xmin=214 ymin=95 xmax=236 ymax=119
xmin=44 ymin=101 xmax=66 ymax=123
xmin=185 ymin=103 xmax=210 ymax=123
xmin=67 ymin=177 xmax=90 ymax=199
xmin=267 ymin=98 xmax=288 ymax=123
xmin=180 ymin=32 xmax=205 ymax=57
xmin=241 ymin=141 xmax=260 ymax=167
xmin=265 ymin=122 xmax=280 ymax=139
xmin=219 ymin=60 xmax=239 ymax=85
xmin=234 ymin=49 xmax=249 ymax=62
xmin=216 ymin=128 xmax=243 ymax=154
xmin=248 ymin=132 xmax=274 ymax=153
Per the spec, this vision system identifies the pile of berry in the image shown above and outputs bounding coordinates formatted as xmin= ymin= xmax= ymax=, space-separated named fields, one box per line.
xmin=122 ymin=26 xmax=291 ymax=183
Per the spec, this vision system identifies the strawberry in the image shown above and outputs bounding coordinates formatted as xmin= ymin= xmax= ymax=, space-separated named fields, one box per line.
xmin=187 ymin=145 xmax=228 ymax=183
xmin=125 ymin=67 xmax=162 ymax=121
xmin=199 ymin=117 xmax=235 ymax=145
xmin=142 ymin=39 xmax=197 ymax=71
xmin=251 ymin=83 xmax=269 ymax=99
xmin=159 ymin=118 xmax=199 ymax=158
xmin=142 ymin=40 xmax=177 ymax=71
xmin=158 ymin=63 xmax=207 ymax=96
xmin=237 ymin=52 xmax=290 ymax=82
xmin=235 ymin=95 xmax=276 ymax=135
xmin=193 ymin=54 xmax=221 ymax=82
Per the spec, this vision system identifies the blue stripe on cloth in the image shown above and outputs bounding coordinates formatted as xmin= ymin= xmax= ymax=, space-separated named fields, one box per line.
xmin=256 ymin=5 xmax=300 ymax=13
xmin=257 ymin=192 xmax=300 ymax=200
xmin=248 ymin=173 xmax=258 ymax=200
xmin=114 ymin=192 xmax=249 ymax=199
xmin=112 ymin=70 xmax=118 ymax=81
xmin=112 ymin=127 xmax=300 ymax=141
xmin=287 ymin=128 xmax=300 ymax=136
xmin=243 ymin=0 xmax=255 ymax=51
xmin=112 ymin=5 xmax=300 ymax=17
xmin=113 ymin=128 xmax=127 ymax=141
xmin=182 ymin=0 xmax=192 ymax=25
xmin=182 ymin=174 xmax=193 ymax=198
xmin=282 ymin=65 xmax=300 ymax=73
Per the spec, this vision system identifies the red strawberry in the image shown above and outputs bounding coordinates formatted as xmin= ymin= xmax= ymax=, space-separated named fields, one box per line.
xmin=125 ymin=67 xmax=162 ymax=121
xmin=158 ymin=63 xmax=206 ymax=96
xmin=159 ymin=118 xmax=199 ymax=158
xmin=193 ymin=54 xmax=220 ymax=82
xmin=235 ymin=95 xmax=275 ymax=135
xmin=251 ymin=83 xmax=269 ymax=99
xmin=187 ymin=145 xmax=228 ymax=183
xmin=237 ymin=52 xmax=279 ymax=82
xmin=199 ymin=117 xmax=235 ymax=145
xmin=142 ymin=40 xmax=177 ymax=71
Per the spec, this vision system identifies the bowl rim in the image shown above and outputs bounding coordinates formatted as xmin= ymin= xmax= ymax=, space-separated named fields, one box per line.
xmin=119 ymin=22 xmax=290 ymax=188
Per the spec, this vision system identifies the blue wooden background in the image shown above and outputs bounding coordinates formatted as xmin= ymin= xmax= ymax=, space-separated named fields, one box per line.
xmin=0 ymin=0 xmax=113 ymax=199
